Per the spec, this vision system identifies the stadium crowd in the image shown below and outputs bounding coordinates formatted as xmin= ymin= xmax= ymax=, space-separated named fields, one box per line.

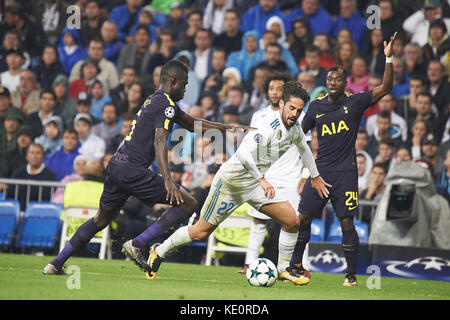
xmin=0 ymin=0 xmax=450 ymax=236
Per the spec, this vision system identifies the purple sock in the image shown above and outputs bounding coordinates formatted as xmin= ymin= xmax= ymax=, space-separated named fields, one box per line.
xmin=342 ymin=228 xmax=360 ymax=274
xmin=291 ymin=223 xmax=311 ymax=266
xmin=50 ymin=218 xmax=100 ymax=270
xmin=132 ymin=207 xmax=192 ymax=248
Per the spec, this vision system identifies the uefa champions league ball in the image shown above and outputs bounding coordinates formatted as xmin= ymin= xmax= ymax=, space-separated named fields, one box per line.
xmin=246 ymin=258 xmax=278 ymax=287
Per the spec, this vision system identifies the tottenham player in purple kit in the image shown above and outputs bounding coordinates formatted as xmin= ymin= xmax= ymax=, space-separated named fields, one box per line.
xmin=43 ymin=60 xmax=252 ymax=275
xmin=292 ymin=32 xmax=398 ymax=287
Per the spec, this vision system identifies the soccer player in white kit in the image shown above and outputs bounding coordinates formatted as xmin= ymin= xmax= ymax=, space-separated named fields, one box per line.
xmin=236 ymin=72 xmax=311 ymax=276
xmin=145 ymin=81 xmax=331 ymax=285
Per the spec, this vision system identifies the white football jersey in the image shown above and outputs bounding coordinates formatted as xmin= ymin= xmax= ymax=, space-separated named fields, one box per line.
xmin=250 ymin=106 xmax=311 ymax=188
xmin=218 ymin=109 xmax=316 ymax=189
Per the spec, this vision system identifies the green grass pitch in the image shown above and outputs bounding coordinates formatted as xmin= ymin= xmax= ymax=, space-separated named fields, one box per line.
xmin=0 ymin=253 xmax=449 ymax=300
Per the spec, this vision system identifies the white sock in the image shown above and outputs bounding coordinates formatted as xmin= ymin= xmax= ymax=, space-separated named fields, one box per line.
xmin=155 ymin=226 xmax=192 ymax=258
xmin=277 ymin=230 xmax=298 ymax=273
xmin=245 ymin=221 xmax=267 ymax=265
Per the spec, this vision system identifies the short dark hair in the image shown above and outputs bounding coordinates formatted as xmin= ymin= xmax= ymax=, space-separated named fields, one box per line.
xmin=187 ymin=9 xmax=202 ymax=19
xmin=378 ymin=110 xmax=391 ymax=119
xmin=5 ymin=3 xmax=24 ymax=18
xmin=40 ymin=90 xmax=56 ymax=100
xmin=195 ymin=28 xmax=213 ymax=40
xmin=160 ymin=60 xmax=188 ymax=84
xmin=160 ymin=28 xmax=175 ymax=40
xmin=225 ymin=8 xmax=240 ymax=19
xmin=28 ymin=142 xmax=44 ymax=154
xmin=372 ymin=162 xmax=388 ymax=175
xmin=379 ymin=137 xmax=395 ymax=148
xmin=358 ymin=127 xmax=368 ymax=136
xmin=89 ymin=37 xmax=105 ymax=48
xmin=416 ymin=91 xmax=432 ymax=102
xmin=266 ymin=42 xmax=282 ymax=52
xmin=328 ymin=65 xmax=348 ymax=79
xmin=135 ymin=24 xmax=151 ymax=38
xmin=281 ymin=81 xmax=310 ymax=104
xmin=263 ymin=72 xmax=294 ymax=96
xmin=305 ymin=44 xmax=321 ymax=55
xmin=63 ymin=128 xmax=78 ymax=138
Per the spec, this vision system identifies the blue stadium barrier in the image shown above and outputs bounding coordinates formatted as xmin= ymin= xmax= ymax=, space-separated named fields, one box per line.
xmin=0 ymin=200 xmax=20 ymax=247
xmin=16 ymin=202 xmax=62 ymax=249
xmin=325 ymin=219 xmax=369 ymax=243
xmin=310 ymin=219 xmax=325 ymax=242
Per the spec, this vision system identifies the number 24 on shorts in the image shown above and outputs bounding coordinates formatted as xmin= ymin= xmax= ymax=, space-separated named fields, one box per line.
xmin=345 ymin=191 xmax=358 ymax=211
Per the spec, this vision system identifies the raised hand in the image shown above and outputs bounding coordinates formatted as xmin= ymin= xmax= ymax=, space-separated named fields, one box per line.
xmin=384 ymin=32 xmax=398 ymax=57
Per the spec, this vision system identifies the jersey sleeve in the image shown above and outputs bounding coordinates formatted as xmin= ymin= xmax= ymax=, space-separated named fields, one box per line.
xmin=353 ymin=91 xmax=373 ymax=113
xmin=153 ymin=94 xmax=186 ymax=132
xmin=301 ymin=102 xmax=316 ymax=133
xmin=235 ymin=129 xmax=270 ymax=180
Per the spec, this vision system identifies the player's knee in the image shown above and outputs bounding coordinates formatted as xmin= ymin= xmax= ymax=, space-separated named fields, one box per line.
xmin=189 ymin=228 xmax=210 ymax=241
xmin=284 ymin=215 xmax=300 ymax=232
xmin=299 ymin=214 xmax=313 ymax=227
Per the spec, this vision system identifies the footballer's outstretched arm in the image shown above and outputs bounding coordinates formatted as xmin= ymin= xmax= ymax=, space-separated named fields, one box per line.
xmin=154 ymin=128 xmax=183 ymax=206
xmin=372 ymin=32 xmax=397 ymax=104
xmin=177 ymin=113 xmax=255 ymax=133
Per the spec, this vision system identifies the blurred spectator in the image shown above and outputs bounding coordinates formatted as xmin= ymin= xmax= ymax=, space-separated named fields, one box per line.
xmin=176 ymin=10 xmax=203 ymax=52
xmin=32 ymin=0 xmax=70 ymax=46
xmin=74 ymin=113 xmax=106 ymax=161
xmin=2 ymin=107 xmax=25 ymax=153
xmin=199 ymin=91 xmax=219 ymax=122
xmin=435 ymin=149 xmax=450 ymax=203
xmin=117 ymin=25 xmax=152 ymax=80
xmin=248 ymin=43 xmax=288 ymax=86
xmin=90 ymin=79 xmax=112 ymax=119
xmin=299 ymin=45 xmax=327 ymax=88
xmin=107 ymin=112 xmax=134 ymax=153
xmin=218 ymin=86 xmax=246 ymax=123
xmin=32 ymin=45 xmax=65 ymax=91
xmin=51 ymin=154 xmax=87 ymax=204
xmin=203 ymin=0 xmax=234 ymax=36
xmin=0 ymin=29 xmax=26 ymax=73
xmin=218 ymin=67 xmax=242 ymax=103
xmin=52 ymin=75 xmax=77 ymax=128
xmin=91 ymin=103 xmax=122 ymax=145
xmin=396 ymin=74 xmax=427 ymax=123
xmin=27 ymin=90 xmax=58 ymax=138
xmin=403 ymin=0 xmax=450 ymax=47
xmin=409 ymin=91 xmax=438 ymax=132
xmin=366 ymin=93 xmax=408 ymax=142
xmin=44 ymin=128 xmax=81 ymax=181
xmin=332 ymin=40 xmax=358 ymax=74
xmin=331 ymin=0 xmax=366 ymax=51
xmin=363 ymin=29 xmax=385 ymax=76
xmin=224 ymin=120 xmax=245 ymax=158
xmin=421 ymin=133 xmax=445 ymax=180
xmin=346 ymin=56 xmax=369 ymax=93
xmin=266 ymin=16 xmax=288 ymax=49
xmin=392 ymin=31 xmax=407 ymax=58
xmin=129 ymin=7 xmax=158 ymax=45
xmin=11 ymin=70 xmax=41 ymax=116
xmin=240 ymin=0 xmax=286 ymax=37
xmin=110 ymin=66 xmax=137 ymax=109
xmin=359 ymin=162 xmax=388 ymax=223
xmin=69 ymin=38 xmax=120 ymax=90
xmin=213 ymin=8 xmax=243 ymax=55
xmin=356 ymin=150 xmax=373 ymax=192
xmin=190 ymin=29 xmax=214 ymax=81
xmin=69 ymin=58 xmax=101 ymax=98
xmin=289 ymin=17 xmax=313 ymax=65
xmin=176 ymin=52 xmax=202 ymax=107
xmin=284 ymin=0 xmax=333 ymax=36
xmin=297 ymin=71 xmax=315 ymax=95
xmin=256 ymin=30 xmax=299 ymax=77
xmin=100 ymin=21 xmax=124 ymax=65
xmin=355 ymin=127 xmax=370 ymax=154
xmin=362 ymin=73 xmax=383 ymax=121
xmin=146 ymin=29 xmax=178 ymax=75
xmin=0 ymin=125 xmax=33 ymax=178
xmin=109 ymin=0 xmax=144 ymax=42
xmin=203 ymin=47 xmax=227 ymax=93
xmin=378 ymin=0 xmax=404 ymax=42
xmin=182 ymin=136 xmax=214 ymax=190
xmin=0 ymin=87 xmax=12 ymax=150
xmin=226 ymin=30 xmax=260 ymax=82
xmin=374 ymin=137 xmax=397 ymax=171
xmin=392 ymin=56 xmax=410 ymax=99
xmin=8 ymin=143 xmax=57 ymax=210
xmin=119 ymin=81 xmax=144 ymax=115
xmin=367 ymin=110 xmax=402 ymax=159
xmin=0 ymin=49 xmax=26 ymax=93
xmin=403 ymin=42 xmax=427 ymax=78
xmin=426 ymin=60 xmax=450 ymax=115
xmin=395 ymin=145 xmax=412 ymax=163
xmin=406 ymin=119 xmax=431 ymax=160
xmin=164 ymin=2 xmax=187 ymax=37
xmin=244 ymin=66 xmax=269 ymax=116
xmin=423 ymin=19 xmax=450 ymax=64
xmin=58 ymin=27 xmax=85 ymax=75
xmin=308 ymin=32 xmax=335 ymax=70
xmin=80 ymin=0 xmax=107 ymax=46
xmin=35 ymin=115 xmax=63 ymax=157
xmin=3 ymin=3 xmax=47 ymax=59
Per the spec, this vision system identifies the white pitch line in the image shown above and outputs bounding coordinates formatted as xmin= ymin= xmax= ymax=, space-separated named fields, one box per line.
xmin=0 ymin=267 xmax=235 ymax=284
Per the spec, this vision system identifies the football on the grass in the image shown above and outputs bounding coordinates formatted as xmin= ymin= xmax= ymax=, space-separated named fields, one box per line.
xmin=246 ymin=258 xmax=278 ymax=287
